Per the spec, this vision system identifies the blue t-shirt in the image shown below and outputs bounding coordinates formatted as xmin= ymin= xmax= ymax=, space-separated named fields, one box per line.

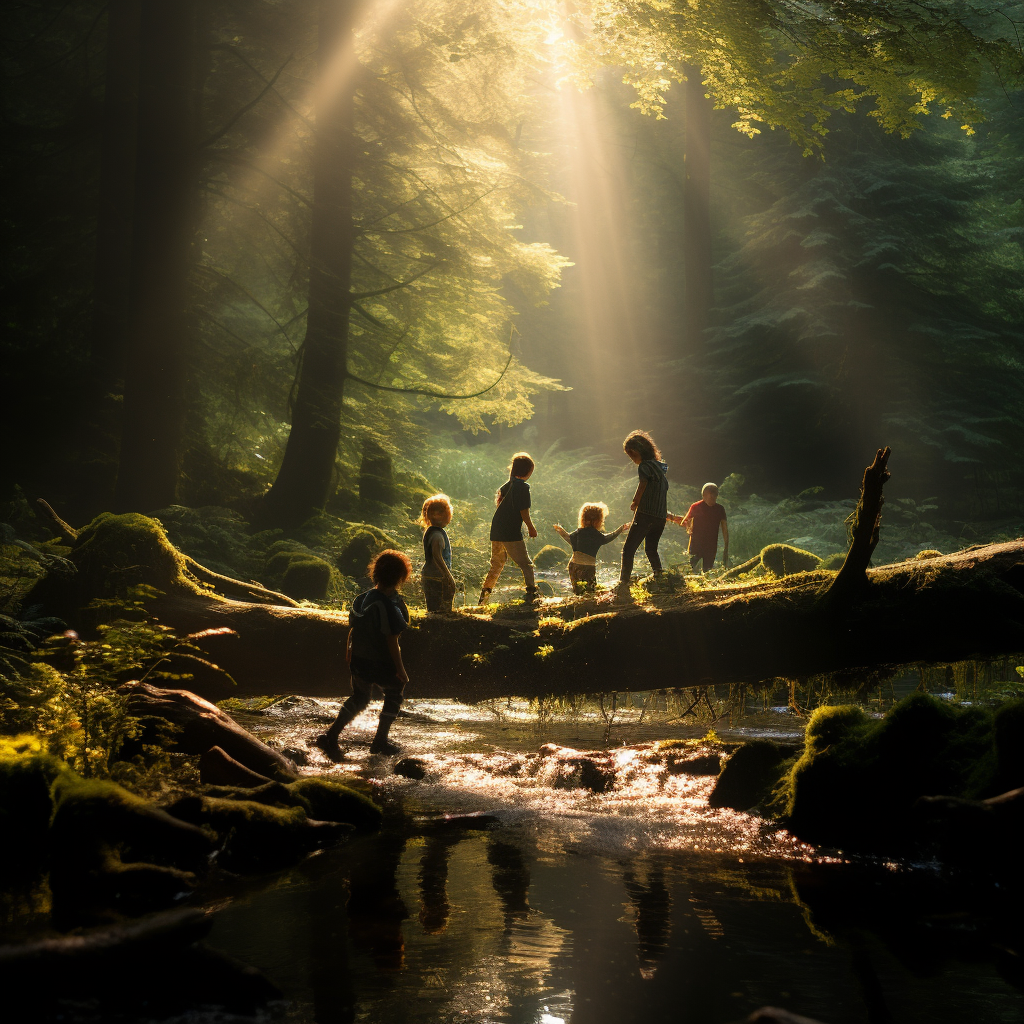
xmin=637 ymin=460 xmax=668 ymax=518
xmin=490 ymin=478 xmax=531 ymax=542
xmin=422 ymin=525 xmax=452 ymax=578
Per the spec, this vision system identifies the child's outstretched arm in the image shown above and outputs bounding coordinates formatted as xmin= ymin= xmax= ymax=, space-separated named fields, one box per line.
xmin=552 ymin=523 xmax=571 ymax=544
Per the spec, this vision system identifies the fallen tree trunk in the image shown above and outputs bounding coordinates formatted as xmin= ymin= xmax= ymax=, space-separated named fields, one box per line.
xmin=148 ymin=539 xmax=1024 ymax=702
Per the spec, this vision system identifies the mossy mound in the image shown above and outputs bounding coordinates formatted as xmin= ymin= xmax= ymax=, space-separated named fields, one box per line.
xmin=761 ymin=543 xmax=822 ymax=576
xmin=533 ymin=545 xmax=568 ymax=570
xmin=265 ymin=541 xmax=334 ymax=601
xmin=709 ymin=740 xmax=795 ymax=811
xmin=0 ymin=735 xmax=66 ymax=860
xmin=781 ymin=694 xmax=1023 ymax=852
xmin=25 ymin=512 xmax=203 ymax=622
xmin=916 ymin=549 xmax=943 ymax=560
xmin=168 ymin=794 xmax=351 ymax=872
xmin=334 ymin=525 xmax=397 ymax=580
xmin=288 ymin=776 xmax=382 ymax=829
xmin=820 ymin=552 xmax=846 ymax=571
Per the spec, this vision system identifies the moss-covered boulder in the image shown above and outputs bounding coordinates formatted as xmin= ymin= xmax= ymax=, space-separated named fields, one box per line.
xmin=288 ymin=776 xmax=382 ymax=829
xmin=709 ymin=740 xmax=794 ymax=811
xmin=265 ymin=541 xmax=333 ymax=601
xmin=820 ymin=552 xmax=846 ymax=571
xmin=533 ymin=545 xmax=568 ymax=570
xmin=167 ymin=794 xmax=350 ymax=872
xmin=781 ymin=694 xmax=1022 ymax=852
xmin=335 ymin=525 xmax=396 ymax=580
xmin=761 ymin=544 xmax=822 ymax=576
xmin=0 ymin=735 xmax=66 ymax=865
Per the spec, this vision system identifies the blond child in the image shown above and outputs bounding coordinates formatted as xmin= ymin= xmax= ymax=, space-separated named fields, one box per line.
xmin=420 ymin=493 xmax=458 ymax=613
xmin=553 ymin=503 xmax=628 ymax=594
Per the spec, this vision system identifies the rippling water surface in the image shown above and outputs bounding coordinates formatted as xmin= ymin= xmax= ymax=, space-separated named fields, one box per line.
xmin=199 ymin=699 xmax=1023 ymax=1024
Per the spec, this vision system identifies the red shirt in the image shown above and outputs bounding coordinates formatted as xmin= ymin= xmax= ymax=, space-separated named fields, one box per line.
xmin=685 ymin=500 xmax=726 ymax=555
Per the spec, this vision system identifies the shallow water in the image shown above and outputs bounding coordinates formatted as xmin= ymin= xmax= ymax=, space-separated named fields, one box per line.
xmin=194 ymin=700 xmax=1024 ymax=1024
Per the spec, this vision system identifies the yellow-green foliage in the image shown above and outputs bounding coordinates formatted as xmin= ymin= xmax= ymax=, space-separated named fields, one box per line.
xmin=782 ymin=694 xmax=1016 ymax=851
xmin=761 ymin=543 xmax=822 ymax=576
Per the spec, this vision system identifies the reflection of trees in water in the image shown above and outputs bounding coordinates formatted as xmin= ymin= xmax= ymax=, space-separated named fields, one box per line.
xmin=347 ymin=832 xmax=409 ymax=971
xmin=488 ymin=837 xmax=531 ymax=928
xmin=623 ymin=864 xmax=672 ymax=979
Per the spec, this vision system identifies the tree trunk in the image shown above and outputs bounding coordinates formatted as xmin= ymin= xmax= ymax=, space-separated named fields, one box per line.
xmin=91 ymin=0 xmax=142 ymax=385
xmin=683 ymin=65 xmax=713 ymax=357
xmin=114 ymin=0 xmax=199 ymax=512
xmin=259 ymin=0 xmax=357 ymax=529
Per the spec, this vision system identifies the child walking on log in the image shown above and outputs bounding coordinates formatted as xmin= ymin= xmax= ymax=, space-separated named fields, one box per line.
xmin=479 ymin=451 xmax=539 ymax=606
xmin=420 ymin=493 xmax=458 ymax=613
xmin=315 ymin=550 xmax=412 ymax=759
xmin=678 ymin=482 xmax=729 ymax=572
xmin=553 ymin=503 xmax=628 ymax=594
xmin=618 ymin=430 xmax=671 ymax=595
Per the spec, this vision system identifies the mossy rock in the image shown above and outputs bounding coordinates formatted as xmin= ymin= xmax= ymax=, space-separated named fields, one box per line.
xmin=265 ymin=543 xmax=333 ymax=601
xmin=533 ymin=545 xmax=568 ymax=570
xmin=916 ymin=549 xmax=943 ymax=560
xmin=168 ymin=794 xmax=351 ymax=872
xmin=820 ymin=552 xmax=846 ymax=571
xmin=287 ymin=777 xmax=382 ymax=829
xmin=782 ymin=694 xmax=1004 ymax=852
xmin=335 ymin=526 xmax=397 ymax=580
xmin=761 ymin=543 xmax=821 ymax=576
xmin=0 ymin=735 xmax=66 ymax=861
xmin=709 ymin=740 xmax=794 ymax=811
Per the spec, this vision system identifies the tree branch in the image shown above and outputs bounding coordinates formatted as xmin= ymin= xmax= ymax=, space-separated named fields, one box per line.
xmin=349 ymin=261 xmax=442 ymax=300
xmin=199 ymin=53 xmax=293 ymax=150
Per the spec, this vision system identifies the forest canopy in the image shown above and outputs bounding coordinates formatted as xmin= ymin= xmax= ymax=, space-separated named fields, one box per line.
xmin=1 ymin=0 xmax=1022 ymax=529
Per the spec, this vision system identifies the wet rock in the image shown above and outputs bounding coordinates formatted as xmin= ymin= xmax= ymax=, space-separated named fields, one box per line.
xmin=666 ymin=751 xmax=721 ymax=776
xmin=435 ymin=810 xmax=501 ymax=830
xmin=280 ymin=746 xmax=310 ymax=765
xmin=916 ymin=786 xmax=1024 ymax=873
xmin=394 ymin=757 xmax=429 ymax=780
xmin=709 ymin=740 xmax=794 ymax=811
xmin=288 ymin=776 xmax=382 ymax=829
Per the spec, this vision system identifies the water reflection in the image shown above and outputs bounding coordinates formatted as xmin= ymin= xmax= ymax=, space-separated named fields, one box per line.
xmin=204 ymin=819 xmax=1023 ymax=1024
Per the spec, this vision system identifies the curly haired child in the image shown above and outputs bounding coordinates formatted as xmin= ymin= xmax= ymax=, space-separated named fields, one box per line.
xmin=420 ymin=493 xmax=458 ymax=612
xmin=315 ymin=549 xmax=412 ymax=759
xmin=553 ymin=502 xmax=628 ymax=594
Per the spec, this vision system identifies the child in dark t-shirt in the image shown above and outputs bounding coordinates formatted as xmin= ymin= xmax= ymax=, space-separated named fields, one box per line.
xmin=479 ymin=451 xmax=539 ymax=605
xmin=315 ymin=549 xmax=412 ymax=760
xmin=553 ymin=502 xmax=628 ymax=594
xmin=675 ymin=482 xmax=729 ymax=573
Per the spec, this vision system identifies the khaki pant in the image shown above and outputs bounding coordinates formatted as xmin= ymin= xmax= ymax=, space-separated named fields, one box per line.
xmin=483 ymin=540 xmax=535 ymax=591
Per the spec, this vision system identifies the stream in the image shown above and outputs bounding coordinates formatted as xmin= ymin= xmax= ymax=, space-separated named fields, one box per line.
xmin=192 ymin=697 xmax=1024 ymax=1024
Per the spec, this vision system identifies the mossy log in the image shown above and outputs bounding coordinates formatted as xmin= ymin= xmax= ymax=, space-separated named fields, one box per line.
xmin=26 ymin=506 xmax=1024 ymax=702
xmin=134 ymin=538 xmax=1024 ymax=702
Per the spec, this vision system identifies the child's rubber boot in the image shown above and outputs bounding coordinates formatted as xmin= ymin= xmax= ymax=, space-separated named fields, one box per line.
xmin=369 ymin=715 xmax=401 ymax=756
xmin=477 ymin=587 xmax=492 ymax=606
xmin=524 ymin=586 xmax=540 ymax=606
xmin=612 ymin=581 xmax=633 ymax=604
xmin=314 ymin=707 xmax=357 ymax=762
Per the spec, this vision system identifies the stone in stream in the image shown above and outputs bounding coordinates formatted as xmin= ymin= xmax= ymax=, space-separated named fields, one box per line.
xmin=394 ymin=757 xmax=429 ymax=780
xmin=709 ymin=740 xmax=794 ymax=811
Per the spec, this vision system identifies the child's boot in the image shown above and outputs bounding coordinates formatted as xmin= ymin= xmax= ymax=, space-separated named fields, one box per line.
xmin=477 ymin=587 xmax=492 ymax=606
xmin=369 ymin=715 xmax=401 ymax=756
xmin=314 ymin=708 xmax=357 ymax=762
xmin=524 ymin=586 xmax=540 ymax=605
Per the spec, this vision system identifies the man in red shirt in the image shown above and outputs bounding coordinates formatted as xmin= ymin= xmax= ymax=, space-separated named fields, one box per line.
xmin=677 ymin=483 xmax=729 ymax=573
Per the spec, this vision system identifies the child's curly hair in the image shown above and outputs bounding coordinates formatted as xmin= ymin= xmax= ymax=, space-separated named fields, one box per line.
xmin=622 ymin=430 xmax=662 ymax=462
xmin=419 ymin=492 xmax=453 ymax=528
xmin=368 ymin=549 xmax=412 ymax=588
xmin=508 ymin=451 xmax=535 ymax=478
xmin=578 ymin=502 xmax=608 ymax=530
